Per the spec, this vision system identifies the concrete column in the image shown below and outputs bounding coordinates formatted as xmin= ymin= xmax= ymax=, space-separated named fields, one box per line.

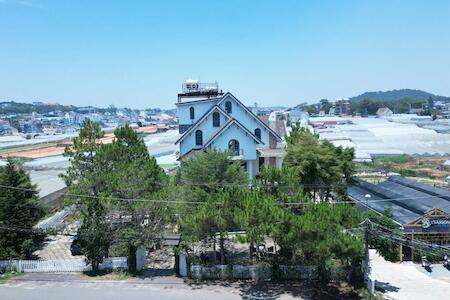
xmin=276 ymin=157 xmax=283 ymax=168
xmin=135 ymin=245 xmax=146 ymax=271
xmin=247 ymin=160 xmax=254 ymax=179
xmin=179 ymin=254 xmax=188 ymax=277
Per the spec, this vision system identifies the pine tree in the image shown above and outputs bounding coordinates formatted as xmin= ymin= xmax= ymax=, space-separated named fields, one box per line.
xmin=234 ymin=190 xmax=284 ymax=260
xmin=63 ymin=119 xmax=110 ymax=271
xmin=96 ymin=125 xmax=169 ymax=272
xmin=0 ymin=160 xmax=44 ymax=259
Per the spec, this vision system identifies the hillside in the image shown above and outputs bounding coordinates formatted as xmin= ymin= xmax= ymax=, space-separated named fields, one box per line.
xmin=0 ymin=101 xmax=76 ymax=115
xmin=350 ymin=89 xmax=450 ymax=103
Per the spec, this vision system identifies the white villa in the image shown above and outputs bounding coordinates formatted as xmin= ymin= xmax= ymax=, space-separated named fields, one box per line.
xmin=175 ymin=82 xmax=284 ymax=179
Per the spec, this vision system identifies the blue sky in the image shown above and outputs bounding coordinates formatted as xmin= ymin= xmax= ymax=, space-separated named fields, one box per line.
xmin=1 ymin=0 xmax=450 ymax=109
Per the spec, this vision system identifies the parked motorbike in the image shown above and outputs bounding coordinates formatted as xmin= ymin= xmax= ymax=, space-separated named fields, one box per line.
xmin=421 ymin=256 xmax=432 ymax=272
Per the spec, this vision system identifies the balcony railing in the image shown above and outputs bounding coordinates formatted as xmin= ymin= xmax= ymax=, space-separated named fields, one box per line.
xmin=229 ymin=148 xmax=244 ymax=159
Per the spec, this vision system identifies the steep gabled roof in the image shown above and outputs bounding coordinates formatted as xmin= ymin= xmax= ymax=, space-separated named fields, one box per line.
xmin=203 ymin=118 xmax=264 ymax=148
xmin=217 ymin=92 xmax=283 ymax=142
xmin=175 ymin=105 xmax=231 ymax=145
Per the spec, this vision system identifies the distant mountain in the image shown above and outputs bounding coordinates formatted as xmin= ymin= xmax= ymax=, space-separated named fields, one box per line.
xmin=350 ymin=89 xmax=450 ymax=103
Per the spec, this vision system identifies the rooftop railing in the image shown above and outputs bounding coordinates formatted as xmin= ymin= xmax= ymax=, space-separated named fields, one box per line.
xmin=182 ymin=82 xmax=219 ymax=93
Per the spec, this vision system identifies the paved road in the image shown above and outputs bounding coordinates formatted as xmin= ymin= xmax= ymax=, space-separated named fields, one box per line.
xmin=370 ymin=250 xmax=450 ymax=300
xmin=0 ymin=274 xmax=305 ymax=300
xmin=0 ymin=282 xmax=242 ymax=300
xmin=33 ymin=234 xmax=78 ymax=260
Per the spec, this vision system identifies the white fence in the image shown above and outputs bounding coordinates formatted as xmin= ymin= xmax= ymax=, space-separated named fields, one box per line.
xmin=0 ymin=257 xmax=128 ymax=273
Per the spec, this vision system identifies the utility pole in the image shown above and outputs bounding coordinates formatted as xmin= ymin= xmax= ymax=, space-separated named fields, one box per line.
xmin=363 ymin=218 xmax=373 ymax=292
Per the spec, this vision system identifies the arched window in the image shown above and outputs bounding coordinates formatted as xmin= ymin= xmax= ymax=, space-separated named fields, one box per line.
xmin=225 ymin=101 xmax=232 ymax=113
xmin=190 ymin=107 xmax=195 ymax=120
xmin=254 ymin=128 xmax=261 ymax=140
xmin=195 ymin=130 xmax=203 ymax=146
xmin=212 ymin=112 xmax=220 ymax=127
xmin=228 ymin=139 xmax=239 ymax=156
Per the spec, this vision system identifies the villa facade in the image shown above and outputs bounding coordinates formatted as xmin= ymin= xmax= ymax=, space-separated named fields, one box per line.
xmin=175 ymin=92 xmax=284 ymax=179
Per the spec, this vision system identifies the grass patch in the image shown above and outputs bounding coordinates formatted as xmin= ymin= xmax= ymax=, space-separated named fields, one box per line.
xmin=374 ymin=154 xmax=414 ymax=164
xmin=82 ymin=268 xmax=136 ymax=280
xmin=414 ymin=164 xmax=434 ymax=169
xmin=0 ymin=271 xmax=24 ymax=283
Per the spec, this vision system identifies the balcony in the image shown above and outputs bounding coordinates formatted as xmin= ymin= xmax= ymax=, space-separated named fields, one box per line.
xmin=228 ymin=148 xmax=244 ymax=160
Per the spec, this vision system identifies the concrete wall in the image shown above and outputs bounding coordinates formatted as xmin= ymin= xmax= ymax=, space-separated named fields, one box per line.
xmin=189 ymin=264 xmax=317 ymax=281
xmin=208 ymin=123 xmax=258 ymax=160
xmin=177 ymin=101 xmax=216 ymax=126
xmin=179 ymin=109 xmax=229 ymax=156
xmin=218 ymin=95 xmax=271 ymax=146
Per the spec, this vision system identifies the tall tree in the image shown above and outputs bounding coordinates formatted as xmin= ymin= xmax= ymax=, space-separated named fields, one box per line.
xmin=63 ymin=119 xmax=111 ymax=271
xmin=234 ymin=190 xmax=285 ymax=260
xmin=96 ymin=125 xmax=169 ymax=272
xmin=319 ymin=99 xmax=332 ymax=114
xmin=176 ymin=149 xmax=247 ymax=219
xmin=277 ymin=203 xmax=363 ymax=284
xmin=0 ymin=160 xmax=45 ymax=259
xmin=256 ymin=166 xmax=309 ymax=215
xmin=284 ymin=126 xmax=356 ymax=201
xmin=176 ymin=150 xmax=248 ymax=265
xmin=180 ymin=149 xmax=247 ymax=194
xmin=181 ymin=188 xmax=239 ymax=264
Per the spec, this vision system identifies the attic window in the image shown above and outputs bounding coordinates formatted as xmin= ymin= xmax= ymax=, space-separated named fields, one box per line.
xmin=212 ymin=112 xmax=220 ymax=127
xmin=195 ymin=130 xmax=203 ymax=145
xmin=225 ymin=101 xmax=232 ymax=113
xmin=228 ymin=139 xmax=239 ymax=156
xmin=254 ymin=128 xmax=261 ymax=140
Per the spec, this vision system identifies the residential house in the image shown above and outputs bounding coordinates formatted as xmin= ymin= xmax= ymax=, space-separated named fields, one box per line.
xmin=175 ymin=92 xmax=284 ymax=179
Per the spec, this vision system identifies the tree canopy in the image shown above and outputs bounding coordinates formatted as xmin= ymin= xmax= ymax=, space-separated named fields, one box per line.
xmin=0 ymin=160 xmax=45 ymax=259
xmin=284 ymin=125 xmax=356 ymax=201
xmin=63 ymin=121 xmax=170 ymax=271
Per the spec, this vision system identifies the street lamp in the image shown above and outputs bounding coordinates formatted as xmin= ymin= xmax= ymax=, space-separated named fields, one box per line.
xmin=364 ymin=194 xmax=371 ymax=208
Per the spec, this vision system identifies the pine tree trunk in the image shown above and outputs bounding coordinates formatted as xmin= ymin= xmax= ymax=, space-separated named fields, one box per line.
xmin=213 ymin=239 xmax=217 ymax=264
xmin=219 ymin=236 xmax=225 ymax=265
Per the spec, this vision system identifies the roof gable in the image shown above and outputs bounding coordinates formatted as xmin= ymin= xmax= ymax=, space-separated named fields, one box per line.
xmin=203 ymin=118 xmax=264 ymax=148
xmin=217 ymin=93 xmax=282 ymax=142
xmin=405 ymin=208 xmax=450 ymax=226
xmin=175 ymin=105 xmax=231 ymax=144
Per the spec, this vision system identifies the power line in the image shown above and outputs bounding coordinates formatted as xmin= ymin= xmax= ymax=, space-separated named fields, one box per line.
xmin=361 ymin=220 xmax=450 ymax=255
xmin=2 ymin=183 xmax=450 ymax=207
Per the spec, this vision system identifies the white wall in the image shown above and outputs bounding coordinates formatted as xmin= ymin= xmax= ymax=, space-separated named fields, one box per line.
xmin=218 ymin=95 xmax=271 ymax=147
xmin=177 ymin=100 xmax=216 ymax=126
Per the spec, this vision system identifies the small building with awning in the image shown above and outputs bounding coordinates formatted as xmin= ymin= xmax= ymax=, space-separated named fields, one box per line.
xmin=348 ymin=176 xmax=450 ymax=260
